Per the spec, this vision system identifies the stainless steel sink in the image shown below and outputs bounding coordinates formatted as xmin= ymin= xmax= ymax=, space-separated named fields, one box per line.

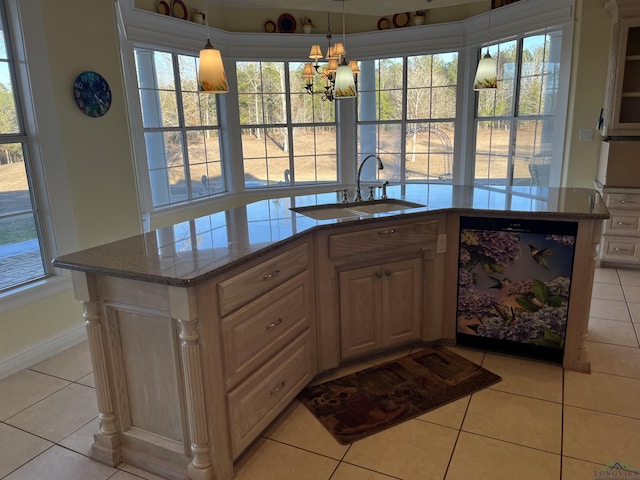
xmin=290 ymin=199 xmax=425 ymax=220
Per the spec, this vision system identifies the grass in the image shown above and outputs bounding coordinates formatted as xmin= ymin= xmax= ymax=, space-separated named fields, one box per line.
xmin=0 ymin=163 xmax=37 ymax=245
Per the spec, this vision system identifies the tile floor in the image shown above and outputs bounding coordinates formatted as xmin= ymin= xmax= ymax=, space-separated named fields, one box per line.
xmin=1 ymin=267 xmax=640 ymax=480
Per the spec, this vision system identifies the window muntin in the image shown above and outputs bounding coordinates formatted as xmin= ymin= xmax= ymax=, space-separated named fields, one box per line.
xmin=134 ymin=47 xmax=224 ymax=208
xmin=356 ymin=53 xmax=458 ymax=185
xmin=0 ymin=5 xmax=47 ymax=292
xmin=237 ymin=61 xmax=337 ymax=188
xmin=474 ymin=31 xmax=561 ymax=188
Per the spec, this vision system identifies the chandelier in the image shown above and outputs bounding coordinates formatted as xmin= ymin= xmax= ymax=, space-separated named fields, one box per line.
xmin=302 ymin=2 xmax=359 ymax=102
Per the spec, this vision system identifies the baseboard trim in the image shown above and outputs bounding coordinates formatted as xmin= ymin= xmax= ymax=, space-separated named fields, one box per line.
xmin=0 ymin=323 xmax=87 ymax=380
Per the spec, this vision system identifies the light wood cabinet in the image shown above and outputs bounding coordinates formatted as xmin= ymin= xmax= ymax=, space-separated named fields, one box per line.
xmin=61 ymin=203 xmax=605 ymax=480
xmin=339 ymin=257 xmax=423 ymax=360
xmin=599 ymin=187 xmax=640 ymax=265
xmin=314 ymin=216 xmax=445 ymax=369
xmin=604 ymin=0 xmax=640 ymax=136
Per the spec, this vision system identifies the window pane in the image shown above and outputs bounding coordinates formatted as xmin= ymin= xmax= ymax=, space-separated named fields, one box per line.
xmin=358 ymin=58 xmax=404 ymax=121
xmin=0 ymin=8 xmax=48 ymax=291
xmin=0 ymin=64 xmax=18 ymax=134
xmin=431 ymin=86 xmax=457 ymax=118
xmin=292 ymin=126 xmax=336 ymax=183
xmin=242 ymin=127 xmax=290 ymax=188
xmin=239 ymin=61 xmax=336 ymax=189
xmin=515 ymin=118 xmax=554 ymax=186
xmin=474 ymin=31 xmax=561 ymax=188
xmin=358 ymin=123 xmax=401 ymax=183
xmin=477 ymin=41 xmax=517 ymax=118
xmin=406 ymin=122 xmax=455 ymax=181
xmin=518 ymin=33 xmax=561 ymax=117
xmin=186 ymin=129 xmax=224 ymax=196
xmin=475 ymin=120 xmax=511 ymax=186
xmin=135 ymin=47 xmax=224 ymax=207
xmin=289 ymin=62 xmax=336 ymax=123
xmin=358 ymin=52 xmax=457 ymax=187
xmin=0 ymin=152 xmax=45 ymax=290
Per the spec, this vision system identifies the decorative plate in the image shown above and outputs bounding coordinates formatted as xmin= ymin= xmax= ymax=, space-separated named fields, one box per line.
xmin=264 ymin=20 xmax=277 ymax=33
xmin=377 ymin=17 xmax=390 ymax=30
xmin=278 ymin=13 xmax=296 ymax=33
xmin=171 ymin=0 xmax=188 ymax=20
xmin=73 ymin=71 xmax=112 ymax=118
xmin=157 ymin=0 xmax=171 ymax=15
xmin=392 ymin=12 xmax=411 ymax=28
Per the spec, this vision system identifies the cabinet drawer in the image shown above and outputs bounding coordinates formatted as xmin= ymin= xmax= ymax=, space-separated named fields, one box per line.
xmin=222 ymin=273 xmax=310 ymax=388
xmin=227 ymin=331 xmax=314 ymax=458
xmin=218 ymin=242 xmax=308 ymax=316
xmin=605 ymin=213 xmax=640 ymax=236
xmin=329 ymin=220 xmax=438 ymax=259
xmin=601 ymin=236 xmax=640 ymax=262
xmin=605 ymin=192 xmax=640 ymax=210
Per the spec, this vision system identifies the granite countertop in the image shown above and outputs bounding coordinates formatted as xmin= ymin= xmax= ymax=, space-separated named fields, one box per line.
xmin=53 ymin=185 xmax=609 ymax=287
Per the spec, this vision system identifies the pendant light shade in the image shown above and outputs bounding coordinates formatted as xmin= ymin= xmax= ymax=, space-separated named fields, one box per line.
xmin=198 ymin=39 xmax=228 ymax=93
xmin=473 ymin=52 xmax=497 ymax=91
xmin=334 ymin=60 xmax=356 ymax=98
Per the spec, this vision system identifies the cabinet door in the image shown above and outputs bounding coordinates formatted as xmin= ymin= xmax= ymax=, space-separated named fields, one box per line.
xmin=339 ymin=257 xmax=423 ymax=360
xmin=609 ymin=16 xmax=640 ymax=135
xmin=381 ymin=257 xmax=423 ymax=347
xmin=339 ymin=265 xmax=382 ymax=359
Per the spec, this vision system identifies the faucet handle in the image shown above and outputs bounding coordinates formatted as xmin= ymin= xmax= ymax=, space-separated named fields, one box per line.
xmin=381 ymin=180 xmax=389 ymax=199
xmin=334 ymin=188 xmax=349 ymax=204
xmin=367 ymin=185 xmax=376 ymax=201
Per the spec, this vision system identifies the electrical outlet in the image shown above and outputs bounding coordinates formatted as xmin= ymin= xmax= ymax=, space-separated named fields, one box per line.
xmin=579 ymin=128 xmax=593 ymax=141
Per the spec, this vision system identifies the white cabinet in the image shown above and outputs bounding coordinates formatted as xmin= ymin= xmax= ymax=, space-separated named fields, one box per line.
xmin=600 ymin=187 xmax=640 ymax=265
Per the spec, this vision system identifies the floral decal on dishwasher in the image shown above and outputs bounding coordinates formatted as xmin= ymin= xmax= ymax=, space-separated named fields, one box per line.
xmin=456 ymin=228 xmax=575 ymax=349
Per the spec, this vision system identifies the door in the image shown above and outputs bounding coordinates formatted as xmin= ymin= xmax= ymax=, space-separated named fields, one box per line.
xmin=381 ymin=257 xmax=423 ymax=347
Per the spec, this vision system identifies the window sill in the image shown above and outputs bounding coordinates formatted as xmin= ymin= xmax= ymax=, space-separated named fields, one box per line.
xmin=0 ymin=274 xmax=73 ymax=313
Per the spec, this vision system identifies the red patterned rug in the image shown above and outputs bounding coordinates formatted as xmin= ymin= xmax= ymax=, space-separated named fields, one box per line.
xmin=297 ymin=346 xmax=501 ymax=444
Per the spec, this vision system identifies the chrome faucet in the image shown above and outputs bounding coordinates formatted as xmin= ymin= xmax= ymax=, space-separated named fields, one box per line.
xmin=354 ymin=154 xmax=384 ymax=202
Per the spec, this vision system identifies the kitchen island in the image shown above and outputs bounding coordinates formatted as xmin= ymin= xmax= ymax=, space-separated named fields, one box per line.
xmin=53 ymin=184 xmax=608 ymax=480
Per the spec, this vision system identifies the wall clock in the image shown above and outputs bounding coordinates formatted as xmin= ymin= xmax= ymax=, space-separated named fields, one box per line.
xmin=73 ymin=71 xmax=112 ymax=117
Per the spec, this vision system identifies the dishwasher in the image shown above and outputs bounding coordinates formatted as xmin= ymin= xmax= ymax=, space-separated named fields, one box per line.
xmin=455 ymin=216 xmax=578 ymax=363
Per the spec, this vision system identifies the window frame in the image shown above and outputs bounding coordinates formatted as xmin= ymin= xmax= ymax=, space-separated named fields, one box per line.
xmin=472 ymin=28 xmax=566 ymax=190
xmin=133 ymin=46 xmax=227 ymax=209
xmin=0 ymin=0 xmax=77 ymax=305
xmin=116 ymin=0 xmax=575 ymax=228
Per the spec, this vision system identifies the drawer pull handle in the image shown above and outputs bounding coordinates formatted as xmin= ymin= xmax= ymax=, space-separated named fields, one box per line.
xmin=617 ymin=222 xmax=633 ymax=226
xmin=385 ymin=270 xmax=392 ymax=276
xmin=266 ymin=318 xmax=283 ymax=330
xmin=375 ymin=272 xmax=382 ymax=278
xmin=619 ymin=200 xmax=636 ymax=204
xmin=270 ymin=381 xmax=286 ymax=395
xmin=378 ymin=229 xmax=397 ymax=235
xmin=263 ymin=269 xmax=281 ymax=280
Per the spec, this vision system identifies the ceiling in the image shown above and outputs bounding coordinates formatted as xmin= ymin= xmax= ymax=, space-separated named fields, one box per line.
xmin=207 ymin=0 xmax=487 ymax=18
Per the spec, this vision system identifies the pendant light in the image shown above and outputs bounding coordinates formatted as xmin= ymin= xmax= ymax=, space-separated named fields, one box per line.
xmin=473 ymin=51 xmax=497 ymax=90
xmin=198 ymin=6 xmax=228 ymax=93
xmin=333 ymin=0 xmax=356 ymax=98
xmin=473 ymin=11 xmax=497 ymax=91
